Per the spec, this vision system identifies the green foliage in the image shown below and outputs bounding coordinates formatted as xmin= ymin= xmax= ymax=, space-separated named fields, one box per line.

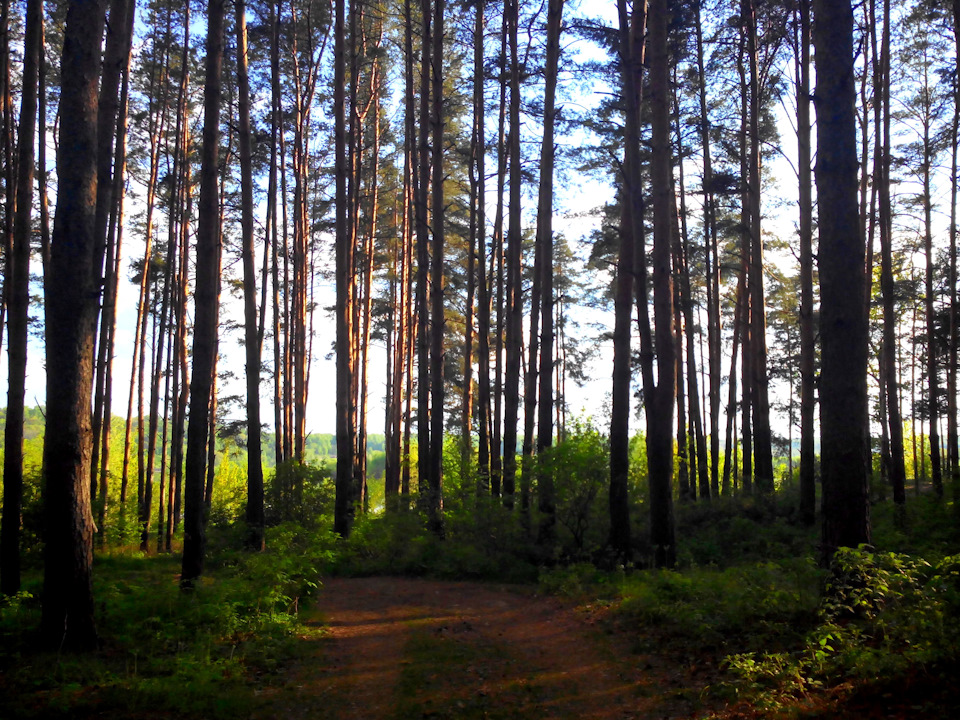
xmin=617 ymin=559 xmax=822 ymax=654
xmin=673 ymin=495 xmax=818 ymax=568
xmin=0 ymin=524 xmax=332 ymax=719
xmin=719 ymin=548 xmax=960 ymax=709
xmin=541 ymin=417 xmax=609 ymax=556
xmin=538 ymin=561 xmax=626 ymax=598
xmin=266 ymin=459 xmax=334 ymax=525
xmin=334 ymin=504 xmax=538 ymax=583
xmin=209 ymin=451 xmax=248 ymax=527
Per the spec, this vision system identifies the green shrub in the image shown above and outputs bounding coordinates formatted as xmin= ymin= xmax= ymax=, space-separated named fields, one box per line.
xmin=266 ymin=459 xmax=333 ymax=525
xmin=721 ymin=548 xmax=960 ymax=708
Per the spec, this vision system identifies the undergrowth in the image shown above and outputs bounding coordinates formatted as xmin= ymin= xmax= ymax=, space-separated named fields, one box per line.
xmin=0 ymin=521 xmax=337 ymax=719
xmin=539 ymin=494 xmax=960 ymax=718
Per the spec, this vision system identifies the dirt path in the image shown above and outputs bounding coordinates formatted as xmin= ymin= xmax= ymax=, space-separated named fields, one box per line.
xmin=255 ymin=576 xmax=696 ymax=720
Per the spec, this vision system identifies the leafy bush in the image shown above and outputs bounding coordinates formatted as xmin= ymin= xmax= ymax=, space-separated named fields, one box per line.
xmin=266 ymin=459 xmax=334 ymax=525
xmin=721 ymin=548 xmax=960 ymax=708
xmin=618 ymin=558 xmax=822 ymax=654
xmin=542 ymin=418 xmax=610 ymax=557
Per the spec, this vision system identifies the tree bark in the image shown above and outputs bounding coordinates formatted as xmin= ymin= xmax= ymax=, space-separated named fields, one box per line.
xmin=427 ymin=0 xmax=445 ymax=535
xmin=41 ymin=0 xmax=107 ymax=650
xmin=813 ymin=0 xmax=871 ymax=561
xmin=334 ymin=0 xmax=357 ymax=537
xmin=795 ymin=0 xmax=816 ymax=525
xmin=501 ymin=0 xmax=523 ymax=508
xmin=646 ymin=0 xmax=677 ymax=568
xmin=693 ymin=0 xmax=721 ymax=499
xmin=181 ymin=0 xmax=225 ymax=587
xmin=536 ymin=0 xmax=563 ymax=543
xmin=415 ymin=0 xmax=433 ymax=512
xmin=611 ymin=0 xmax=644 ymax=559
xmin=744 ymin=0 xmax=774 ymax=494
xmin=474 ymin=0 xmax=491 ymax=496
xmin=1 ymin=0 xmax=41 ymax=596
xmin=872 ymin=0 xmax=906 ymax=509
xmin=236 ymin=0 xmax=264 ymax=550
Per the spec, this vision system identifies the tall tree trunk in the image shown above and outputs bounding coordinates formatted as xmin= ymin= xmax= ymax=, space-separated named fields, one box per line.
xmin=536 ymin=0 xmax=563 ymax=543
xmin=170 ymin=116 xmax=192 ymax=548
xmin=141 ymin=245 xmax=174 ymax=552
xmin=673 ymin=102 xmax=708 ymax=501
xmin=416 ymin=0 xmax=433 ymax=512
xmin=611 ymin=0 xmax=644 ymax=559
xmin=0 ymin=0 xmax=13 ymax=363
xmin=873 ymin=0 xmax=906 ymax=509
xmin=921 ymin=64 xmax=943 ymax=498
xmin=122 ymin=46 xmax=167 ymax=522
xmin=427 ymin=0 xmax=445 ymax=534
xmin=270 ymin=0 xmax=284 ymax=467
xmin=737 ymin=44 xmax=753 ymax=496
xmin=694 ymin=0 xmax=721 ymax=499
xmin=236 ymin=0 xmax=264 ymax=549
xmin=813 ymin=0 xmax=871 ymax=561
xmin=473 ymin=0 xmax=491 ymax=496
xmin=334 ymin=0 xmax=357 ymax=537
xmin=490 ymin=14 xmax=509 ymax=498
xmin=41 ymin=0 xmax=107 ymax=650
xmin=795 ymin=0 xmax=816 ymax=525
xmin=674 ymin=274 xmax=690 ymax=503
xmin=181 ymin=0 xmax=225 ymax=588
xmin=948 ymin=0 xmax=960 ymax=505
xmin=502 ymin=0 xmax=523 ymax=508
xmin=646 ymin=0 xmax=677 ymax=568
xmin=744 ymin=0 xmax=774 ymax=494
xmin=1 ymin=0 xmax=41 ymax=596
xmin=90 ymin=0 xmax=135 ymax=510
xmin=96 ymin=5 xmax=136 ymax=539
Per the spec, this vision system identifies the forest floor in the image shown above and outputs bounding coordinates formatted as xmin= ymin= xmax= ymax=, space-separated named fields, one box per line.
xmin=251 ymin=576 xmax=712 ymax=720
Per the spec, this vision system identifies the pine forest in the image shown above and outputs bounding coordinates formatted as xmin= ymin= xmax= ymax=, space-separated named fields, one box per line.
xmin=2 ymin=0 xmax=960 ymax=717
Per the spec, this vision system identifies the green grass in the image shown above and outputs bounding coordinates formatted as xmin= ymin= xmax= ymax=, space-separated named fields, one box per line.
xmin=0 ymin=522 xmax=336 ymax=719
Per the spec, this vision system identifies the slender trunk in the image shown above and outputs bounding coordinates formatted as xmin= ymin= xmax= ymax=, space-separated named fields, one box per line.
xmin=90 ymin=0 xmax=136 ymax=507
xmin=427 ymin=0 xmax=445 ymax=534
xmin=949 ymin=0 xmax=960 ymax=505
xmin=722 ymin=276 xmax=745 ymax=496
xmin=415 ymin=0 xmax=432 ymax=510
xmin=334 ymin=0 xmax=357 ymax=536
xmin=737 ymin=43 xmax=753 ymax=496
xmin=675 ymin=275 xmax=690 ymax=502
xmin=536 ymin=0 xmax=563 ymax=542
xmin=270 ymin=0 xmax=284 ymax=466
xmin=236 ymin=0 xmax=264 ymax=549
xmin=796 ymin=0 xmax=816 ymax=525
xmin=502 ymin=0 xmax=523 ymax=507
xmin=693 ymin=1 xmax=721 ymax=500
xmin=474 ymin=0 xmax=491 ymax=495
xmin=922 ymin=63 xmax=943 ymax=498
xmin=874 ymin=0 xmax=906 ymax=508
xmin=646 ymin=0 xmax=677 ymax=568
xmin=1 ymin=0 xmax=41 ymax=596
xmin=673 ymin=96 xmax=708 ymax=501
xmin=181 ymin=0 xmax=225 ymax=588
xmin=490 ymin=15 xmax=509 ymax=498
xmin=745 ymin=0 xmax=774 ymax=493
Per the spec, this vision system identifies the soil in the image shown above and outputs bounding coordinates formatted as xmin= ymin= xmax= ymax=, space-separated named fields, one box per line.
xmin=253 ymin=576 xmax=707 ymax=720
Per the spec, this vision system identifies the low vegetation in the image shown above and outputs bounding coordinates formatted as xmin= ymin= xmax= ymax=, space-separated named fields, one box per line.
xmin=2 ymin=426 xmax=958 ymax=718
